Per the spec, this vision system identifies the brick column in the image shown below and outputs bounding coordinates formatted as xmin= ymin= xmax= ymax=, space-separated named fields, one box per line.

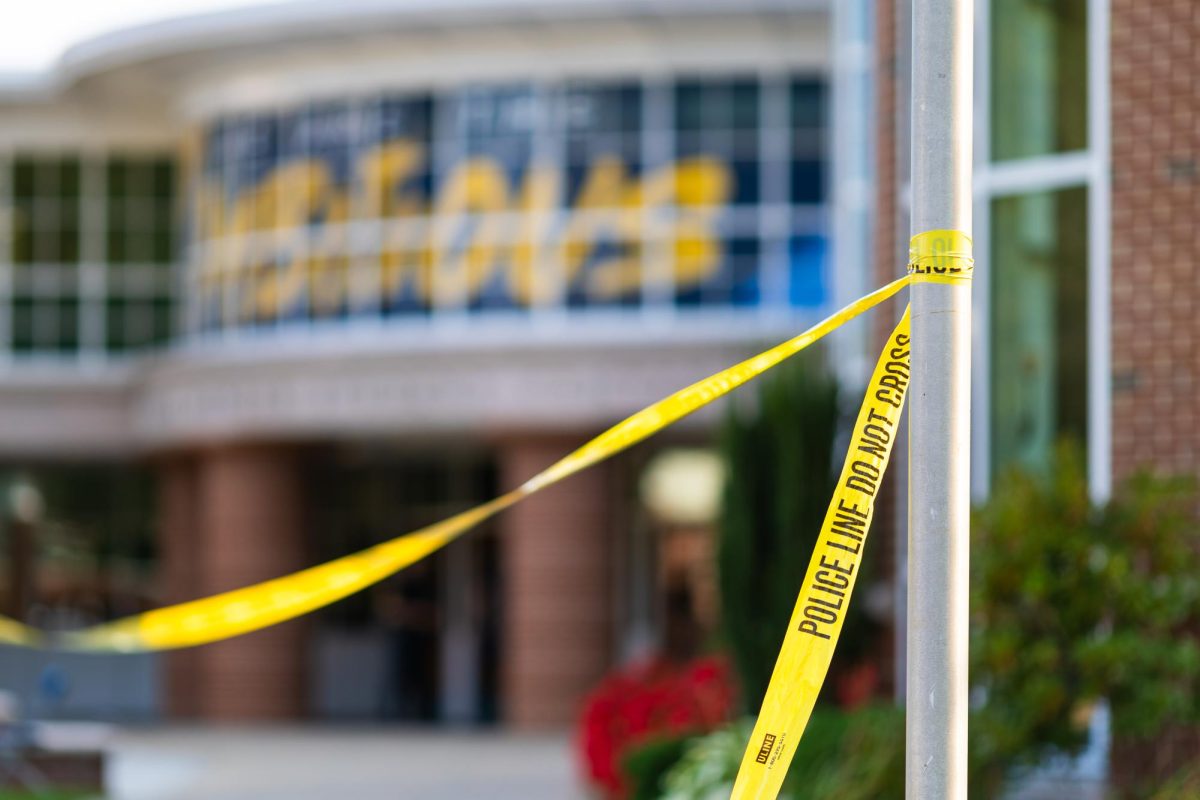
xmin=157 ymin=456 xmax=201 ymax=718
xmin=160 ymin=444 xmax=309 ymax=720
xmin=498 ymin=436 xmax=613 ymax=728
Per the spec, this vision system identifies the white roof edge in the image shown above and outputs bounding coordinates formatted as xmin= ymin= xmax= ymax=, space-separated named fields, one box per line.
xmin=0 ymin=72 xmax=59 ymax=102
xmin=49 ymin=0 xmax=824 ymax=91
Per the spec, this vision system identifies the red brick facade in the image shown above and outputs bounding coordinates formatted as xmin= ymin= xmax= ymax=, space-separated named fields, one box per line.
xmin=498 ymin=436 xmax=614 ymax=728
xmin=1107 ymin=0 xmax=1200 ymax=785
xmin=1109 ymin=0 xmax=1200 ymax=484
xmin=873 ymin=0 xmax=906 ymax=306
xmin=161 ymin=446 xmax=309 ymax=720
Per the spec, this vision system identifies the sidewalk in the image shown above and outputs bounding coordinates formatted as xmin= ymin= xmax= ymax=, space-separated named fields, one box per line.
xmin=106 ymin=726 xmax=584 ymax=800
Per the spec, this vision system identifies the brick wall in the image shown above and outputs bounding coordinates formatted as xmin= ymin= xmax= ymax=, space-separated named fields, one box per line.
xmin=874 ymin=0 xmax=905 ymax=305
xmin=159 ymin=445 xmax=309 ymax=720
xmin=1109 ymin=0 xmax=1200 ymax=485
xmin=498 ymin=436 xmax=613 ymax=728
xmin=1107 ymin=0 xmax=1200 ymax=786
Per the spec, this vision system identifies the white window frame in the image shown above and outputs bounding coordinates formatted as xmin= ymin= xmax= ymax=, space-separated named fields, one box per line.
xmin=971 ymin=0 xmax=1111 ymax=503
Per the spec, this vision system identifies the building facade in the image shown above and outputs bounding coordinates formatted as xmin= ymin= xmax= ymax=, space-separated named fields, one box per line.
xmin=0 ymin=0 xmax=844 ymax=725
xmin=1 ymin=0 xmax=1190 ymax=736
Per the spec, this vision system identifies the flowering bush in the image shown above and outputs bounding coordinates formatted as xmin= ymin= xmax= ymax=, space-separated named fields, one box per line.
xmin=577 ymin=655 xmax=735 ymax=798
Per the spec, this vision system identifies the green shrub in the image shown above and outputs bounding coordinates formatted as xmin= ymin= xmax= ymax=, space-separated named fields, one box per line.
xmin=971 ymin=443 xmax=1200 ymax=789
xmin=717 ymin=353 xmax=879 ymax=712
xmin=657 ymin=706 xmax=903 ymax=800
xmin=624 ymin=734 xmax=700 ymax=800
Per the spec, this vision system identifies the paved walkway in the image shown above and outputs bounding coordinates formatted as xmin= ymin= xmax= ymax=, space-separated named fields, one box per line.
xmin=106 ymin=727 xmax=585 ymax=800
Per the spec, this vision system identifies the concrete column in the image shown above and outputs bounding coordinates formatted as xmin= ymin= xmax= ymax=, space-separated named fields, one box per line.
xmin=499 ymin=436 xmax=613 ymax=728
xmin=159 ymin=444 xmax=309 ymax=720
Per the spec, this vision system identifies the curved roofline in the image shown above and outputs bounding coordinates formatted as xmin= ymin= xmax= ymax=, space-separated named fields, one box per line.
xmin=55 ymin=0 xmax=822 ymax=90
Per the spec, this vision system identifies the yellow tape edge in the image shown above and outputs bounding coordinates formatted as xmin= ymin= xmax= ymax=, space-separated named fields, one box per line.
xmin=8 ymin=273 xmax=914 ymax=653
xmin=907 ymin=228 xmax=973 ymax=282
xmin=730 ymin=307 xmax=912 ymax=800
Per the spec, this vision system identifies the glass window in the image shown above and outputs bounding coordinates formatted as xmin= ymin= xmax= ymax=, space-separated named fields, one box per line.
xmin=991 ymin=0 xmax=1087 ymax=161
xmin=10 ymin=288 xmax=78 ymax=355
xmin=107 ymin=157 xmax=175 ymax=264
xmin=561 ymin=82 xmax=644 ymax=310
xmin=990 ymin=186 xmax=1088 ymax=479
xmin=186 ymin=75 xmax=832 ymax=334
xmin=105 ymin=157 xmax=177 ymax=352
xmin=4 ymin=154 xmax=175 ymax=357
xmin=790 ymin=79 xmax=826 ymax=205
xmin=9 ymin=156 xmax=82 ymax=354
xmin=0 ymin=464 xmax=157 ymax=616
xmin=12 ymin=156 xmax=81 ymax=264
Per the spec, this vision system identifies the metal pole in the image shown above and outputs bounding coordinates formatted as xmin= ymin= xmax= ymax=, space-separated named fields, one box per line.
xmin=907 ymin=0 xmax=972 ymax=797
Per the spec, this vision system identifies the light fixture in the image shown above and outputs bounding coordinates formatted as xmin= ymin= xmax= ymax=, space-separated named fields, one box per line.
xmin=639 ymin=449 xmax=724 ymax=526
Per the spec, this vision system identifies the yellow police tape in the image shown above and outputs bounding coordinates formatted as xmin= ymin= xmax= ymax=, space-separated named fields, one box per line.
xmin=907 ymin=227 xmax=975 ymax=284
xmin=728 ymin=229 xmax=970 ymax=799
xmin=730 ymin=308 xmax=911 ymax=799
xmin=0 ymin=271 xmax=910 ymax=653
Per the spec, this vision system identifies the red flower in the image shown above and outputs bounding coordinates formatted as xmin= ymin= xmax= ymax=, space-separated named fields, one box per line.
xmin=576 ymin=655 xmax=736 ymax=798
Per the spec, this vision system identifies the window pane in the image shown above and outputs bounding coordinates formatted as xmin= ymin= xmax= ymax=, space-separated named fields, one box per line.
xmin=790 ymin=79 xmax=826 ymax=204
xmin=990 ymin=186 xmax=1088 ymax=479
xmin=991 ymin=0 xmax=1087 ymax=161
xmin=12 ymin=156 xmax=82 ymax=265
xmin=106 ymin=157 xmax=176 ymax=265
xmin=184 ymin=76 xmax=832 ymax=331
xmin=12 ymin=297 xmax=34 ymax=353
xmin=102 ymin=155 xmax=177 ymax=355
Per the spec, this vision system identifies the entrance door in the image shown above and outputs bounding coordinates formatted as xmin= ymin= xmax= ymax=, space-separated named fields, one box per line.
xmin=306 ymin=446 xmax=500 ymax=723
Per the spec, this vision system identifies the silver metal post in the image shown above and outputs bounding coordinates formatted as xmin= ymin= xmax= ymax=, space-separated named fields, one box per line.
xmin=906 ymin=0 xmax=972 ymax=797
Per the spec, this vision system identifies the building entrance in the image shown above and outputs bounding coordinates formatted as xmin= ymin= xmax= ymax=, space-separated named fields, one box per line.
xmin=305 ymin=445 xmax=500 ymax=723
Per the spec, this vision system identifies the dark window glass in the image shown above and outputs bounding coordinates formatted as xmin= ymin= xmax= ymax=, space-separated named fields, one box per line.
xmin=790 ymin=80 xmax=826 ymax=130
xmin=791 ymin=160 xmax=824 ymax=204
xmin=12 ymin=156 xmax=82 ymax=265
xmin=11 ymin=297 xmax=34 ymax=353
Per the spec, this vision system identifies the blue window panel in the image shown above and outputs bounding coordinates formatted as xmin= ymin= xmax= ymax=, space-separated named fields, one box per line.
xmin=225 ymin=116 xmax=279 ymax=198
xmin=370 ymin=95 xmax=432 ymax=144
xmin=788 ymin=235 xmax=827 ymax=308
xmin=728 ymin=236 xmax=761 ymax=306
xmin=791 ymin=159 xmax=825 ymax=204
xmin=382 ymin=284 xmax=432 ymax=316
xmin=731 ymin=160 xmax=760 ymax=206
xmin=305 ymin=103 xmax=356 ymax=186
